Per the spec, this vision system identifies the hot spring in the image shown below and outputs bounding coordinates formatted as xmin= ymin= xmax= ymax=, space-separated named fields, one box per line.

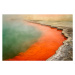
xmin=3 ymin=15 xmax=67 ymax=61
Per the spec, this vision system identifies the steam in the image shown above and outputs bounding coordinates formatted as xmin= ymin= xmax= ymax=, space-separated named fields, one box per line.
xmin=3 ymin=15 xmax=41 ymax=60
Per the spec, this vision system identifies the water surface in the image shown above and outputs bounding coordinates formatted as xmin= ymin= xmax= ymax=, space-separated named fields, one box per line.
xmin=3 ymin=15 xmax=67 ymax=61
xmin=3 ymin=15 xmax=41 ymax=60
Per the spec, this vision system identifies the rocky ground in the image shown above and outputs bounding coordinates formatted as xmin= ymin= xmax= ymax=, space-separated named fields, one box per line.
xmin=27 ymin=20 xmax=73 ymax=61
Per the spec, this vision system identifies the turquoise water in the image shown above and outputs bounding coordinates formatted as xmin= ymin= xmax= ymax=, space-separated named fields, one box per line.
xmin=2 ymin=15 xmax=41 ymax=60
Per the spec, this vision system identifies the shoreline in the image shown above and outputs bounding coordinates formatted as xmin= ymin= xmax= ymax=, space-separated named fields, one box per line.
xmin=6 ymin=20 xmax=66 ymax=61
xmin=25 ymin=20 xmax=73 ymax=61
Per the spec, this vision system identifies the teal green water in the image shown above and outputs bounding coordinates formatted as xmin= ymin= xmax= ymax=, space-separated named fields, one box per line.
xmin=2 ymin=15 xmax=41 ymax=60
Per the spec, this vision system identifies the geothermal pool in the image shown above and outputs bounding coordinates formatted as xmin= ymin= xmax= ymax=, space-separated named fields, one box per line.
xmin=3 ymin=16 xmax=67 ymax=61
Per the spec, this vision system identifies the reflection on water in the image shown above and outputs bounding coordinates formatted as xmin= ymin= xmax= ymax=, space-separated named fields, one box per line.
xmin=3 ymin=15 xmax=41 ymax=60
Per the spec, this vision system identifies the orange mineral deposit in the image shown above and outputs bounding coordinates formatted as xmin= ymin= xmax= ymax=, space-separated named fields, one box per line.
xmin=6 ymin=22 xmax=67 ymax=61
